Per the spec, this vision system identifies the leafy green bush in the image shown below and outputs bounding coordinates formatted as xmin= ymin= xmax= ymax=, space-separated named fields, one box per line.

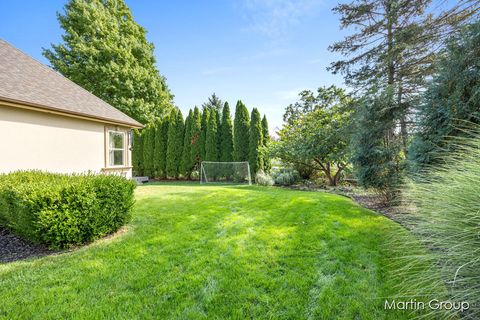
xmin=0 ymin=171 xmax=136 ymax=248
xmin=396 ymin=134 xmax=480 ymax=319
xmin=255 ymin=170 xmax=274 ymax=186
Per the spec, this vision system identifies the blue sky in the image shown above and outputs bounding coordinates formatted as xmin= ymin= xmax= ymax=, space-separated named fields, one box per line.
xmin=0 ymin=0 xmax=346 ymax=133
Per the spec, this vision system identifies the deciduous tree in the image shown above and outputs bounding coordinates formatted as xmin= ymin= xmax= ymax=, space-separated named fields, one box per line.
xmin=271 ymin=86 xmax=352 ymax=186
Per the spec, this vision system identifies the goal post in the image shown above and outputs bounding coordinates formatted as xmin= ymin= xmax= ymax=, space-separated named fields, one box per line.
xmin=200 ymin=161 xmax=252 ymax=185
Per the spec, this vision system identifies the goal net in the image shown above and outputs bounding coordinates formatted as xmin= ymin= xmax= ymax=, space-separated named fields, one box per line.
xmin=200 ymin=161 xmax=252 ymax=185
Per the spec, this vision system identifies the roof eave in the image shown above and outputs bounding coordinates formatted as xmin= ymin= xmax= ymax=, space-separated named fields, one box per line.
xmin=0 ymin=96 xmax=144 ymax=129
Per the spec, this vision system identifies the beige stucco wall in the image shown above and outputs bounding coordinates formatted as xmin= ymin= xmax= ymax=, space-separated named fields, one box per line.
xmin=0 ymin=105 xmax=132 ymax=178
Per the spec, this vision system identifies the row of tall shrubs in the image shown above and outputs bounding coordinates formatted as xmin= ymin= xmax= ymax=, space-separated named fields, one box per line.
xmin=0 ymin=171 xmax=136 ymax=249
xmin=133 ymin=100 xmax=271 ymax=179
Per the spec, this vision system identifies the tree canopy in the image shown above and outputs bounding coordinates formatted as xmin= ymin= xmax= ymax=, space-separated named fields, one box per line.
xmin=409 ymin=20 xmax=480 ymax=169
xmin=202 ymin=93 xmax=224 ymax=116
xmin=44 ymin=0 xmax=173 ymax=124
xmin=271 ymin=86 xmax=352 ymax=186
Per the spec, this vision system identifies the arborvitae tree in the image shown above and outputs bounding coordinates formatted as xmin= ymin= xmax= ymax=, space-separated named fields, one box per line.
xmin=205 ymin=109 xmax=219 ymax=161
xmin=190 ymin=106 xmax=202 ymax=169
xmin=261 ymin=115 xmax=271 ymax=173
xmin=220 ymin=102 xmax=234 ymax=162
xmin=249 ymin=108 xmax=264 ymax=174
xmin=234 ymin=100 xmax=250 ymax=161
xmin=153 ymin=116 xmax=170 ymax=179
xmin=143 ymin=125 xmax=155 ymax=177
xmin=200 ymin=108 xmax=210 ymax=161
xmin=132 ymin=129 xmax=143 ymax=176
xmin=215 ymin=108 xmax=222 ymax=159
xmin=410 ymin=21 xmax=480 ymax=170
xmin=43 ymin=0 xmax=172 ymax=124
xmin=166 ymin=109 xmax=184 ymax=178
xmin=181 ymin=110 xmax=193 ymax=178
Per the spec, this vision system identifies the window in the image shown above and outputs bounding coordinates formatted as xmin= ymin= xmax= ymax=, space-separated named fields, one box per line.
xmin=108 ymin=131 xmax=125 ymax=166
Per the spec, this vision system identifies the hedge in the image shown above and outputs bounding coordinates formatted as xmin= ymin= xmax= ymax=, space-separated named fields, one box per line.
xmin=0 ymin=171 xmax=136 ymax=249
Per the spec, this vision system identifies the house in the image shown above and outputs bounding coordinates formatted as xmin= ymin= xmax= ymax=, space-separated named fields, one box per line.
xmin=0 ymin=39 xmax=143 ymax=179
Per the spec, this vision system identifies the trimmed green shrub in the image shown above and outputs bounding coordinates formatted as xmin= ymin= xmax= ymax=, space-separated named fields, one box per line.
xmin=0 ymin=171 xmax=136 ymax=249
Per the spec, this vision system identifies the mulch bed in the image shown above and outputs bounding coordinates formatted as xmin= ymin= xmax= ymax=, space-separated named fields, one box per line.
xmin=0 ymin=226 xmax=55 ymax=263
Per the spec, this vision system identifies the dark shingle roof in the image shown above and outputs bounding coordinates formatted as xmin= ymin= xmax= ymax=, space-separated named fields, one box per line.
xmin=0 ymin=39 xmax=142 ymax=128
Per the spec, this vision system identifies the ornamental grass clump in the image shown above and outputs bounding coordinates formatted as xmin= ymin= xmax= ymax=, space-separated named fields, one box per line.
xmin=393 ymin=134 xmax=480 ymax=319
xmin=255 ymin=170 xmax=274 ymax=186
xmin=0 ymin=171 xmax=136 ymax=249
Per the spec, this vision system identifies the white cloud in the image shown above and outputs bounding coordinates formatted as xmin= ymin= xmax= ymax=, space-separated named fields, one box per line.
xmin=237 ymin=0 xmax=324 ymax=37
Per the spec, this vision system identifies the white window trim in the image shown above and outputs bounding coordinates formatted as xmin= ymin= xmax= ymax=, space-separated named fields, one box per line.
xmin=107 ymin=130 xmax=127 ymax=168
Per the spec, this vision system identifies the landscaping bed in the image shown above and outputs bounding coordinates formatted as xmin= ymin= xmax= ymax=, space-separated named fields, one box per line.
xmin=0 ymin=226 xmax=53 ymax=263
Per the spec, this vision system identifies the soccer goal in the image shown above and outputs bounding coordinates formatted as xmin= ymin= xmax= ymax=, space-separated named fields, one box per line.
xmin=200 ymin=161 xmax=252 ymax=185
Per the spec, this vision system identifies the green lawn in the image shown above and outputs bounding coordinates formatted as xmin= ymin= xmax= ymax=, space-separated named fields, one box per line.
xmin=0 ymin=184 xmax=434 ymax=319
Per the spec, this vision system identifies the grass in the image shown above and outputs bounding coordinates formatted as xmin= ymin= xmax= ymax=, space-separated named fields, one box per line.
xmin=0 ymin=183 xmax=438 ymax=319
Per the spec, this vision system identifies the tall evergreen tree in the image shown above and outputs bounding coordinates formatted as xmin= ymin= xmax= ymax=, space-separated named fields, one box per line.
xmin=329 ymin=0 xmax=436 ymax=157
xmin=205 ymin=109 xmax=219 ymax=161
xmin=181 ymin=110 xmax=193 ymax=178
xmin=351 ymin=89 xmax=403 ymax=201
xmin=153 ymin=115 xmax=170 ymax=179
xmin=43 ymin=0 xmax=173 ymax=124
xmin=410 ymin=21 xmax=480 ymax=169
xmin=190 ymin=106 xmax=202 ymax=169
xmin=220 ymin=102 xmax=234 ymax=162
xmin=249 ymin=108 xmax=264 ymax=174
xmin=234 ymin=100 xmax=250 ymax=161
xmin=143 ymin=125 xmax=155 ymax=177
xmin=202 ymin=93 xmax=224 ymax=116
xmin=132 ymin=129 xmax=144 ymax=176
xmin=166 ymin=109 xmax=184 ymax=178
xmin=200 ymin=108 xmax=210 ymax=161
xmin=261 ymin=115 xmax=271 ymax=173
xmin=329 ymin=1 xmax=476 ymax=154
xmin=215 ymin=108 xmax=222 ymax=159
